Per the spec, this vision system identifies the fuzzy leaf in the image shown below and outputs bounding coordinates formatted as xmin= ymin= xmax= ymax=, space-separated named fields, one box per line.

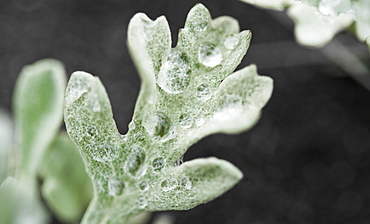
xmin=241 ymin=0 xmax=357 ymax=47
xmin=40 ymin=132 xmax=92 ymax=223
xmin=146 ymin=157 xmax=242 ymax=211
xmin=0 ymin=109 xmax=12 ymax=183
xmin=354 ymin=0 xmax=370 ymax=41
xmin=65 ymin=4 xmax=273 ymax=223
xmin=13 ymin=59 xmax=66 ymax=176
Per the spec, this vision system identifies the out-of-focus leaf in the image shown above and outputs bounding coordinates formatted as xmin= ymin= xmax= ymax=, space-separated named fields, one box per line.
xmin=41 ymin=132 xmax=92 ymax=223
xmin=0 ymin=177 xmax=49 ymax=224
xmin=13 ymin=59 xmax=66 ymax=177
xmin=0 ymin=109 xmax=13 ymax=183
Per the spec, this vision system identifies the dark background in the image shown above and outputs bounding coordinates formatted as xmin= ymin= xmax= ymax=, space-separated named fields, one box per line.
xmin=1 ymin=0 xmax=370 ymax=223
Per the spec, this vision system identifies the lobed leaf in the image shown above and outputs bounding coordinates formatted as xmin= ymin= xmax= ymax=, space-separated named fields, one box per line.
xmin=65 ymin=4 xmax=273 ymax=223
xmin=146 ymin=157 xmax=243 ymax=211
xmin=241 ymin=0 xmax=359 ymax=47
xmin=13 ymin=59 xmax=66 ymax=176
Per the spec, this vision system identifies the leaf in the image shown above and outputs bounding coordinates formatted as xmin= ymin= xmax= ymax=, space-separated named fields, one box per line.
xmin=288 ymin=1 xmax=356 ymax=47
xmin=65 ymin=4 xmax=273 ymax=223
xmin=241 ymin=0 xmax=357 ymax=47
xmin=40 ymin=132 xmax=92 ymax=223
xmin=13 ymin=59 xmax=66 ymax=177
xmin=0 ymin=109 xmax=13 ymax=183
xmin=0 ymin=177 xmax=49 ymax=224
xmin=239 ymin=0 xmax=291 ymax=10
xmin=146 ymin=157 xmax=242 ymax=211
xmin=354 ymin=0 xmax=370 ymax=41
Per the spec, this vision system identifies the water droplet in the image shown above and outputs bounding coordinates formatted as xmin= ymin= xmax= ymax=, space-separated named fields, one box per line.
xmin=144 ymin=112 xmax=176 ymax=142
xmin=139 ymin=181 xmax=149 ymax=191
xmin=196 ymin=84 xmax=211 ymax=101
xmin=198 ymin=43 xmax=223 ymax=67
xmin=90 ymin=144 xmax=118 ymax=163
xmin=179 ymin=114 xmax=193 ymax=128
xmin=196 ymin=117 xmax=205 ymax=127
xmin=152 ymin=157 xmax=165 ymax=171
xmin=157 ymin=49 xmax=191 ymax=94
xmin=179 ymin=175 xmax=192 ymax=190
xmin=125 ymin=146 xmax=146 ymax=176
xmin=161 ymin=178 xmax=178 ymax=191
xmin=224 ymin=34 xmax=239 ymax=50
xmin=108 ymin=179 xmax=124 ymax=196
xmin=137 ymin=195 xmax=148 ymax=209
xmin=65 ymin=76 xmax=89 ymax=105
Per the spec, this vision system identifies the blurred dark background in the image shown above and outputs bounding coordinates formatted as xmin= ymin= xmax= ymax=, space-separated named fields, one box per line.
xmin=1 ymin=0 xmax=370 ymax=223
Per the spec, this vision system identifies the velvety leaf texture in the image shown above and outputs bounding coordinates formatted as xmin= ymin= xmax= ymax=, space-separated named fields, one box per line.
xmin=64 ymin=4 xmax=273 ymax=223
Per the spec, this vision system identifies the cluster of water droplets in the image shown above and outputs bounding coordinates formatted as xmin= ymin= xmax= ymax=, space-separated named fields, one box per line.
xmin=157 ymin=49 xmax=191 ymax=94
xmin=318 ymin=0 xmax=354 ymax=18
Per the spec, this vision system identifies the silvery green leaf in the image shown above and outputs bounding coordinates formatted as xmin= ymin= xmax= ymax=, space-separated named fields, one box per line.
xmin=241 ymin=0 xmax=357 ymax=47
xmin=65 ymin=4 xmax=273 ymax=223
xmin=239 ymin=0 xmax=292 ymax=10
xmin=145 ymin=157 xmax=242 ymax=211
xmin=40 ymin=132 xmax=92 ymax=223
xmin=13 ymin=59 xmax=66 ymax=176
xmin=0 ymin=109 xmax=13 ymax=183
xmin=354 ymin=0 xmax=370 ymax=41
xmin=288 ymin=1 xmax=356 ymax=47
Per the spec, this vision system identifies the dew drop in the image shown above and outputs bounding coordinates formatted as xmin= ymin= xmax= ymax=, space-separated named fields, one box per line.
xmin=157 ymin=49 xmax=191 ymax=94
xmin=179 ymin=175 xmax=192 ymax=190
xmin=152 ymin=157 xmax=165 ymax=171
xmin=224 ymin=34 xmax=239 ymax=50
xmin=108 ymin=179 xmax=124 ymax=196
xmin=125 ymin=146 xmax=146 ymax=176
xmin=179 ymin=114 xmax=193 ymax=128
xmin=144 ymin=112 xmax=176 ymax=142
xmin=137 ymin=195 xmax=148 ymax=209
xmin=198 ymin=43 xmax=223 ymax=67
xmin=196 ymin=84 xmax=211 ymax=101
xmin=139 ymin=180 xmax=149 ymax=191
xmin=161 ymin=178 xmax=178 ymax=192
xmin=90 ymin=144 xmax=118 ymax=163
xmin=191 ymin=20 xmax=208 ymax=32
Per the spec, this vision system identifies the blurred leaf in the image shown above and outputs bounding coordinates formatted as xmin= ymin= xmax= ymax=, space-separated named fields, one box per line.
xmin=0 ymin=109 xmax=13 ymax=183
xmin=0 ymin=177 xmax=49 ymax=224
xmin=13 ymin=59 xmax=66 ymax=177
xmin=41 ymin=132 xmax=92 ymax=223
